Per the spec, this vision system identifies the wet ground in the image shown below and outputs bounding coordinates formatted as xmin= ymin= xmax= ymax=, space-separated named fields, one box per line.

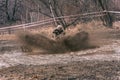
xmin=0 ymin=60 xmax=120 ymax=80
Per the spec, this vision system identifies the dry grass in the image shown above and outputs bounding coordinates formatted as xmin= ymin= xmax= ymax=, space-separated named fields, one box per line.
xmin=0 ymin=34 xmax=17 ymax=40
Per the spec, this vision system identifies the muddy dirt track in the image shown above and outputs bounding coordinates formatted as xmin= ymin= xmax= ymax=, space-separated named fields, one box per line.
xmin=0 ymin=60 xmax=120 ymax=80
xmin=0 ymin=26 xmax=120 ymax=80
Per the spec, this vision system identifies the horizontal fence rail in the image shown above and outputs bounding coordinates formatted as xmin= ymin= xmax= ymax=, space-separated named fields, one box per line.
xmin=0 ymin=11 xmax=120 ymax=35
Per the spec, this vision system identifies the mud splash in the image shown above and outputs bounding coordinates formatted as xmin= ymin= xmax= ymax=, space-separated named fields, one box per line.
xmin=18 ymin=31 xmax=98 ymax=54
xmin=0 ymin=42 xmax=119 ymax=69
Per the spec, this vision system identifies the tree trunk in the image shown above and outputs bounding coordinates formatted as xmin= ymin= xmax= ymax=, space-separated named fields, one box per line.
xmin=97 ymin=0 xmax=113 ymax=27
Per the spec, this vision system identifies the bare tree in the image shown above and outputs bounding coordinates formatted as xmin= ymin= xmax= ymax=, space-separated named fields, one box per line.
xmin=11 ymin=0 xmax=18 ymax=21
xmin=5 ymin=0 xmax=10 ymax=21
xmin=0 ymin=0 xmax=118 ymax=27
xmin=38 ymin=0 xmax=81 ymax=29
xmin=94 ymin=0 xmax=113 ymax=27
